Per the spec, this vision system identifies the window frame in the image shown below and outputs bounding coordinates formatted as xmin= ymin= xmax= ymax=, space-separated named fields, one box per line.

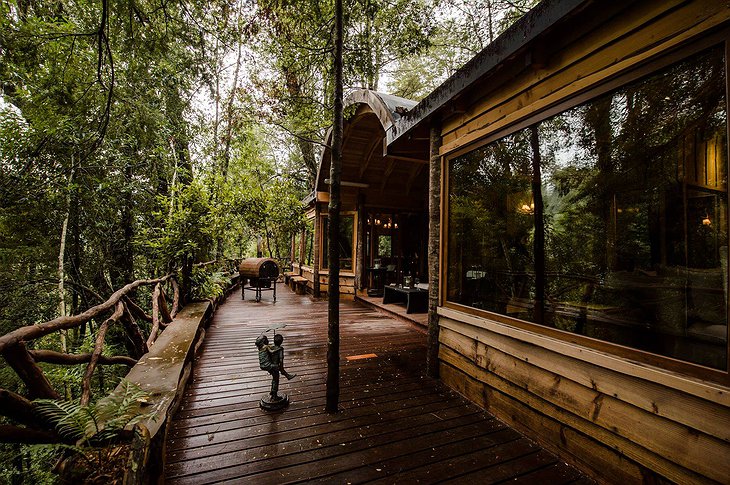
xmin=442 ymin=30 xmax=730 ymax=384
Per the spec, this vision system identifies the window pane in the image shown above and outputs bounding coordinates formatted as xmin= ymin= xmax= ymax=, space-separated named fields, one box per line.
xmin=322 ymin=215 xmax=354 ymax=271
xmin=448 ymin=45 xmax=728 ymax=370
xmin=448 ymin=129 xmax=536 ymax=321
xmin=304 ymin=218 xmax=314 ymax=266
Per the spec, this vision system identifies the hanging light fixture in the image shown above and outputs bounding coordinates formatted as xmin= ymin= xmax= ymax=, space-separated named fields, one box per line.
xmin=702 ymin=213 xmax=712 ymax=226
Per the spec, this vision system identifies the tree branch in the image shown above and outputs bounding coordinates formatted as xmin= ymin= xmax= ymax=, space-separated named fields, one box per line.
xmin=0 ymin=275 xmax=173 ymax=353
xmin=122 ymin=296 xmax=152 ymax=322
xmin=80 ymin=302 xmax=124 ymax=405
xmin=2 ymin=342 xmax=60 ymax=400
xmin=0 ymin=425 xmax=60 ymax=444
xmin=0 ymin=388 xmax=37 ymax=427
xmin=121 ymin=303 xmax=147 ymax=359
xmin=29 ymin=350 xmax=137 ymax=367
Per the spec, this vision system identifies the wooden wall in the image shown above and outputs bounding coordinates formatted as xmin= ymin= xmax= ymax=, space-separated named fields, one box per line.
xmin=438 ymin=309 xmax=730 ymax=484
xmin=298 ymin=266 xmax=356 ymax=299
xmin=434 ymin=1 xmax=730 ymax=483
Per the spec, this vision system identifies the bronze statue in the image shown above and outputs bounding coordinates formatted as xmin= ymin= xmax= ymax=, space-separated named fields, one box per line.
xmin=256 ymin=332 xmax=295 ymax=410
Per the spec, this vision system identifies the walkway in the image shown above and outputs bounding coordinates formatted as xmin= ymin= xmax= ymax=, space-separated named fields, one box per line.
xmin=165 ymin=286 xmax=591 ymax=484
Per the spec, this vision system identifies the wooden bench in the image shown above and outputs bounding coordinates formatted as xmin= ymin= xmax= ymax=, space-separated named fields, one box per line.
xmin=283 ymin=271 xmax=296 ymax=285
xmin=290 ymin=276 xmax=308 ymax=295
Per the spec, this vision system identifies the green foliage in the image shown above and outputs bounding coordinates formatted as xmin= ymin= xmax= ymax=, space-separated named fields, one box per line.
xmin=190 ymin=269 xmax=230 ymax=300
xmin=34 ymin=379 xmax=151 ymax=446
xmin=389 ymin=0 xmax=539 ymax=99
xmin=138 ymin=179 xmax=218 ymax=272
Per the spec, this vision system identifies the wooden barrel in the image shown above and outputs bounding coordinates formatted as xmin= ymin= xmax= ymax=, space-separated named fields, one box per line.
xmin=238 ymin=258 xmax=279 ymax=280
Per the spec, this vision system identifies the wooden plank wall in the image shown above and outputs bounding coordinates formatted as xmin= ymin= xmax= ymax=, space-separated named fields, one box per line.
xmin=299 ymin=266 xmax=357 ymax=299
xmin=435 ymin=1 xmax=730 ymax=483
xmin=438 ymin=312 xmax=730 ymax=484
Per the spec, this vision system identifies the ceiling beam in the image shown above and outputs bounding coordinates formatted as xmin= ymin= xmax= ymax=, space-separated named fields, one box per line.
xmin=386 ymin=154 xmax=428 ymax=164
xmin=359 ymin=135 xmax=385 ymax=179
xmin=380 ymin=158 xmax=396 ymax=193
xmin=406 ymin=164 xmax=424 ymax=196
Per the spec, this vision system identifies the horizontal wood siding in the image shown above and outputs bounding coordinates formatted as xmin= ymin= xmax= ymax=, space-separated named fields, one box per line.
xmin=300 ymin=267 xmax=356 ymax=299
xmin=438 ymin=313 xmax=730 ymax=484
xmin=439 ymin=0 xmax=730 ymax=156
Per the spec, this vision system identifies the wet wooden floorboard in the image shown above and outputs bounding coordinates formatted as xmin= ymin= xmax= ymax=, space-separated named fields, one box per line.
xmin=165 ymin=287 xmax=589 ymax=484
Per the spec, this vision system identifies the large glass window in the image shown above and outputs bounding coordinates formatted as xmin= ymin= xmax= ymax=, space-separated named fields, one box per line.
xmin=448 ymin=44 xmax=728 ymax=371
xmin=304 ymin=218 xmax=314 ymax=266
xmin=322 ymin=214 xmax=354 ymax=271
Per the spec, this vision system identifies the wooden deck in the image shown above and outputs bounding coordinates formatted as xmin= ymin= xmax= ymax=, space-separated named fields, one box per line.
xmin=165 ymin=286 xmax=591 ymax=484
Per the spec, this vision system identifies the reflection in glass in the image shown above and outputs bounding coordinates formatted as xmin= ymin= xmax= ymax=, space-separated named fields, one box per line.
xmin=448 ymin=45 xmax=728 ymax=370
xmin=304 ymin=218 xmax=314 ymax=266
xmin=322 ymin=215 xmax=354 ymax=271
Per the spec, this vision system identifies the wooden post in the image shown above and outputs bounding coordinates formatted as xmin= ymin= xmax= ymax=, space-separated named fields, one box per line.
xmin=426 ymin=123 xmax=442 ymax=379
xmin=355 ymin=193 xmax=366 ymax=291
xmin=313 ymin=204 xmax=321 ymax=297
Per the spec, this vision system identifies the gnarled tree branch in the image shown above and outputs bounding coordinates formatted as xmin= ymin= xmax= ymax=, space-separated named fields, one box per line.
xmin=80 ymin=301 xmax=124 ymax=405
xmin=0 ymin=388 xmax=37 ymax=427
xmin=29 ymin=350 xmax=137 ymax=367
xmin=0 ymin=274 xmax=173 ymax=353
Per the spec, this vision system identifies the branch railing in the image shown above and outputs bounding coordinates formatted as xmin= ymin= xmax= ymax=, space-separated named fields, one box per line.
xmin=0 ymin=273 xmax=181 ymax=443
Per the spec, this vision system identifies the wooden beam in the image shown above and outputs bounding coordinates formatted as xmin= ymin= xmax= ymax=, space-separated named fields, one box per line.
xmin=405 ymin=164 xmax=424 ymax=196
xmin=379 ymin=158 xmax=396 ymax=192
xmin=324 ymin=179 xmax=370 ymax=188
xmin=387 ymin=154 xmax=428 ymax=164
xmin=359 ymin=135 xmax=384 ymax=179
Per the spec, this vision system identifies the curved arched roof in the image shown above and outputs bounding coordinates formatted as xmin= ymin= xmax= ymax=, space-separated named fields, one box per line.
xmin=345 ymin=90 xmax=419 ymax=131
xmin=315 ymin=89 xmax=418 ymax=194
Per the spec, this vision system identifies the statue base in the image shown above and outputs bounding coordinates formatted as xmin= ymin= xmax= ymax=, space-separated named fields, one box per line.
xmin=260 ymin=394 xmax=289 ymax=411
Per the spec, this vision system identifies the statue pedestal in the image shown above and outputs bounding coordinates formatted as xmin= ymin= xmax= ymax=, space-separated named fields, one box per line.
xmin=260 ymin=394 xmax=289 ymax=411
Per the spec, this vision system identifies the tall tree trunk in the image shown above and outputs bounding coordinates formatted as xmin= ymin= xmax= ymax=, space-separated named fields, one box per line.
xmin=58 ymin=164 xmax=74 ymax=399
xmin=216 ymin=6 xmax=245 ymax=260
xmin=426 ymin=124 xmax=441 ymax=378
xmin=284 ymin=67 xmax=318 ymax=186
xmin=326 ymin=0 xmax=344 ymax=414
xmin=530 ymin=125 xmax=545 ymax=326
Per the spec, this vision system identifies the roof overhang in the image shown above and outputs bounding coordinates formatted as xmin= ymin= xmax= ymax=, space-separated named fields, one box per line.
xmin=386 ymin=0 xmax=592 ymax=147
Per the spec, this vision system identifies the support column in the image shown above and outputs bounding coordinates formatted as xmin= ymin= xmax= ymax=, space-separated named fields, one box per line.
xmin=313 ymin=203 xmax=321 ymax=297
xmin=426 ymin=123 xmax=442 ymax=378
xmin=355 ymin=193 xmax=366 ymax=292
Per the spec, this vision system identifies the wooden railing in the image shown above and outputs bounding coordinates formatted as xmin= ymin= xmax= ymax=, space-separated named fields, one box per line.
xmin=0 ymin=259 xmax=244 ymax=482
xmin=0 ymin=274 xmax=181 ymax=442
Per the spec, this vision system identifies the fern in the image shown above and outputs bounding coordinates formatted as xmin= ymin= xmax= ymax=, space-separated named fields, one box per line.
xmin=34 ymin=399 xmax=90 ymax=443
xmin=34 ymin=379 xmax=152 ymax=446
xmin=94 ymin=380 xmax=151 ymax=437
